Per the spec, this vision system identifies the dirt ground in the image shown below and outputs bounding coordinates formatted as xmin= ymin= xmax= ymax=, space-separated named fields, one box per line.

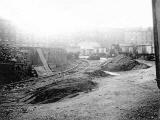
xmin=1 ymin=60 xmax=160 ymax=120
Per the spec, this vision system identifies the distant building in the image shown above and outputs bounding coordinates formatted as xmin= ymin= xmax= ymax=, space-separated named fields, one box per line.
xmin=94 ymin=47 xmax=107 ymax=54
xmin=80 ymin=49 xmax=95 ymax=56
xmin=119 ymin=43 xmax=135 ymax=53
xmin=80 ymin=47 xmax=107 ymax=56
xmin=124 ymin=28 xmax=153 ymax=45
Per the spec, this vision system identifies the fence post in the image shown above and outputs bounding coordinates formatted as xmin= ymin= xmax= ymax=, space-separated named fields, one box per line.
xmin=152 ymin=0 xmax=160 ymax=88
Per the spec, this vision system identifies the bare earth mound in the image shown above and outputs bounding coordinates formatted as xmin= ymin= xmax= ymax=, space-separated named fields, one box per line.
xmin=23 ymin=77 xmax=97 ymax=104
xmin=101 ymin=55 xmax=150 ymax=72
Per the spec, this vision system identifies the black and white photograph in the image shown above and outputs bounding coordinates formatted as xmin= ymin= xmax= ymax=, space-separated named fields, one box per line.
xmin=0 ymin=0 xmax=160 ymax=120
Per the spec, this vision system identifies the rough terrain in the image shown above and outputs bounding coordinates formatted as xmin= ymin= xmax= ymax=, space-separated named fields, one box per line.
xmin=1 ymin=59 xmax=160 ymax=120
xmin=101 ymin=55 xmax=150 ymax=71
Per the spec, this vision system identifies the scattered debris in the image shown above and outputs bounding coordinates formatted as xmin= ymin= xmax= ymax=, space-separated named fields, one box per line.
xmin=101 ymin=55 xmax=150 ymax=72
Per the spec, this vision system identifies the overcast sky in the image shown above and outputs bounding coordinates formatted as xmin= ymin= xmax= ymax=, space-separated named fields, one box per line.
xmin=0 ymin=0 xmax=153 ymax=36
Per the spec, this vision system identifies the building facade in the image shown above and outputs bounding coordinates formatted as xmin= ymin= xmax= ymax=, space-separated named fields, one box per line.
xmin=124 ymin=28 xmax=153 ymax=45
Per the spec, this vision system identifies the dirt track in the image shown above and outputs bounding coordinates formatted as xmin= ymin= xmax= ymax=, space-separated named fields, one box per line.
xmin=10 ymin=60 xmax=160 ymax=120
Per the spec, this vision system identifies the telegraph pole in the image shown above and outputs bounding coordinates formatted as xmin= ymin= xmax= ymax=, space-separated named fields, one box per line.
xmin=152 ymin=0 xmax=160 ymax=88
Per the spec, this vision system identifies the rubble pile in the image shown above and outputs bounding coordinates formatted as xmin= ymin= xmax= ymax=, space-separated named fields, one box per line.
xmin=24 ymin=77 xmax=97 ymax=104
xmin=132 ymin=63 xmax=150 ymax=70
xmin=101 ymin=55 xmax=150 ymax=72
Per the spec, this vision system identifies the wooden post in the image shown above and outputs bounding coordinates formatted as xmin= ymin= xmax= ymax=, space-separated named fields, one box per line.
xmin=152 ymin=0 xmax=160 ymax=88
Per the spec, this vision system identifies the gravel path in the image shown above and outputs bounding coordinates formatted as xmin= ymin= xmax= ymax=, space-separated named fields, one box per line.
xmin=10 ymin=61 xmax=160 ymax=120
